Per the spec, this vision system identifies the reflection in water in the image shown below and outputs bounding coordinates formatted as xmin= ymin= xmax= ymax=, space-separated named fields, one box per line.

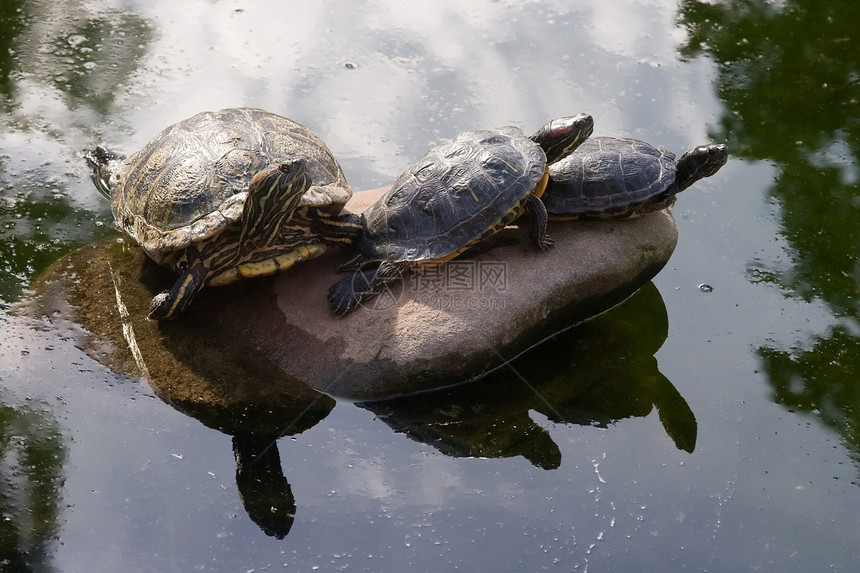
xmin=0 ymin=0 xmax=24 ymax=101
xmin=758 ymin=326 xmax=860 ymax=468
xmin=678 ymin=0 xmax=859 ymax=317
xmin=0 ymin=1 xmax=152 ymax=114
xmin=0 ymin=1 xmax=154 ymax=305
xmin=0 ymin=396 xmax=65 ymax=570
xmin=232 ymin=435 xmax=296 ymax=540
xmin=0 ymin=155 xmax=108 ymax=307
xmin=22 ymin=236 xmax=337 ymax=539
xmin=362 ymin=282 xmax=697 ymax=469
xmin=678 ymin=0 xmax=860 ymax=469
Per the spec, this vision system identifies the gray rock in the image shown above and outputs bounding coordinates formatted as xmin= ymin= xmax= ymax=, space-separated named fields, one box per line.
xmin=24 ymin=187 xmax=677 ymax=401
xmin=256 ymin=188 xmax=677 ymax=398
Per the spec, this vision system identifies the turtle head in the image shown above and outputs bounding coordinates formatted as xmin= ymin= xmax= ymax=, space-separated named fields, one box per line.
xmin=240 ymin=159 xmax=314 ymax=250
xmin=674 ymin=144 xmax=729 ymax=192
xmin=242 ymin=159 xmax=313 ymax=219
xmin=530 ymin=113 xmax=594 ymax=165
xmin=248 ymin=160 xmax=313 ymax=200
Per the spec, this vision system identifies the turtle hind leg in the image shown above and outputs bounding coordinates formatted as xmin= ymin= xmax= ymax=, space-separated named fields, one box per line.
xmin=524 ymin=194 xmax=554 ymax=251
xmin=327 ymin=261 xmax=403 ymax=315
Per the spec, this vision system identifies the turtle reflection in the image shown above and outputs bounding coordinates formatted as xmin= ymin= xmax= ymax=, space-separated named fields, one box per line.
xmin=232 ymin=435 xmax=296 ymax=539
xmin=26 ymin=236 xmax=336 ymax=539
xmin=361 ymin=282 xmax=696 ymax=469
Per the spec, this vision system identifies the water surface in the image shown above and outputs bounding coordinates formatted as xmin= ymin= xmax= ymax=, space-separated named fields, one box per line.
xmin=1 ymin=1 xmax=858 ymax=571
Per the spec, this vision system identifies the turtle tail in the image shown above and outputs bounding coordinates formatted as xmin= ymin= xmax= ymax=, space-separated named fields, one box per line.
xmin=84 ymin=146 xmax=126 ymax=199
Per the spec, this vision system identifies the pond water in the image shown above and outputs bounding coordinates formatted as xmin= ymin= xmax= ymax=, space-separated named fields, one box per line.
xmin=1 ymin=0 xmax=858 ymax=571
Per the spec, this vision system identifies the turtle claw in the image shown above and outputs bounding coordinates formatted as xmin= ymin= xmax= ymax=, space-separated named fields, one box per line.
xmin=148 ymin=291 xmax=173 ymax=320
xmin=327 ymin=261 xmax=403 ymax=315
xmin=539 ymin=233 xmax=555 ymax=252
xmin=327 ymin=275 xmax=362 ymax=315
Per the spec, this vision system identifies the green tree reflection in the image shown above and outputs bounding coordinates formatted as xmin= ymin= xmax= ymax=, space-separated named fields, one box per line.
xmin=759 ymin=325 xmax=859 ymax=467
xmin=0 ymin=2 xmax=152 ymax=114
xmin=0 ymin=0 xmax=25 ymax=103
xmin=678 ymin=0 xmax=860 ymax=469
xmin=0 ymin=2 xmax=153 ymax=305
xmin=0 ymin=398 xmax=65 ymax=571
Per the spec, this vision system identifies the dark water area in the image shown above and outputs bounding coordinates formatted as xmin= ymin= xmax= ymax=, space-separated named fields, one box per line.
xmin=1 ymin=1 xmax=858 ymax=571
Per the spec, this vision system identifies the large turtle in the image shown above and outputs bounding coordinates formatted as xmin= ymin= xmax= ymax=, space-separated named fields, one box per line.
xmin=542 ymin=136 xmax=728 ymax=219
xmin=327 ymin=113 xmax=594 ymax=315
xmin=86 ymin=108 xmax=361 ymax=319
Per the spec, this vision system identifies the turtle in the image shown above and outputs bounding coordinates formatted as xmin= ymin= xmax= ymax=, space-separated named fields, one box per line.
xmin=327 ymin=113 xmax=594 ymax=315
xmin=85 ymin=107 xmax=361 ymax=319
xmin=542 ymin=136 xmax=729 ymax=220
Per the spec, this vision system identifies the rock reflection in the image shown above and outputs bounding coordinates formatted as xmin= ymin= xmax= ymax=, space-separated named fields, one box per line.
xmin=678 ymin=0 xmax=860 ymax=469
xmin=361 ymin=282 xmax=696 ymax=469
xmin=24 ymin=236 xmax=336 ymax=538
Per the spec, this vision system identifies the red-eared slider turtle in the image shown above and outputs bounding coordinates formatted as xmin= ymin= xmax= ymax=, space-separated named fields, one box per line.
xmin=86 ymin=108 xmax=361 ymax=319
xmin=543 ymin=136 xmax=728 ymax=219
xmin=327 ymin=113 xmax=594 ymax=314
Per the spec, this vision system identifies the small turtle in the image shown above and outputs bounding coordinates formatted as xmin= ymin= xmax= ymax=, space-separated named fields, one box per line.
xmin=86 ymin=108 xmax=361 ymax=319
xmin=542 ymin=136 xmax=728 ymax=219
xmin=327 ymin=113 xmax=594 ymax=315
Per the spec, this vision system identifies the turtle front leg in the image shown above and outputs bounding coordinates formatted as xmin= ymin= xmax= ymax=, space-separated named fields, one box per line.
xmin=327 ymin=261 xmax=404 ymax=315
xmin=524 ymin=193 xmax=554 ymax=251
xmin=148 ymin=257 xmax=209 ymax=320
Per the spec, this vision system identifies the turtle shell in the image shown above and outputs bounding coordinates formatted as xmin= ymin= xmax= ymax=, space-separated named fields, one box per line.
xmin=543 ymin=136 xmax=677 ymax=218
xmin=109 ymin=108 xmax=351 ymax=264
xmin=358 ymin=126 xmax=547 ymax=262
